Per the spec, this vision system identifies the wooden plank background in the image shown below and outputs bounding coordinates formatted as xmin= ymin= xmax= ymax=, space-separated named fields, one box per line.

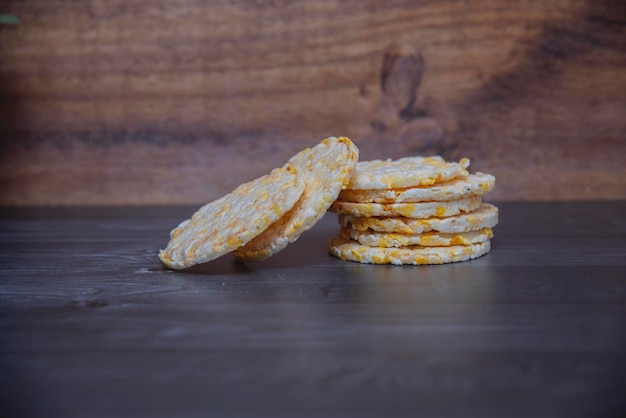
xmin=0 ymin=0 xmax=624 ymax=206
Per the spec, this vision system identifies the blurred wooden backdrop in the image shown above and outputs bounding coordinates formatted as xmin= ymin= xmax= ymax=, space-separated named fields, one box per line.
xmin=0 ymin=0 xmax=624 ymax=206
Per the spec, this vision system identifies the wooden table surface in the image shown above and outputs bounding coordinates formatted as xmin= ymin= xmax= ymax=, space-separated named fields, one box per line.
xmin=1 ymin=202 xmax=625 ymax=418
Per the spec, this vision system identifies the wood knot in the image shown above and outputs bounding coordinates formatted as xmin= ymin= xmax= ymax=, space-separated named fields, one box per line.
xmin=380 ymin=44 xmax=424 ymax=120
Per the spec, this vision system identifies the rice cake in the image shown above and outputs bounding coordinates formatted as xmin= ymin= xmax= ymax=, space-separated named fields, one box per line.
xmin=346 ymin=156 xmax=470 ymax=190
xmin=341 ymin=227 xmax=493 ymax=248
xmin=329 ymin=237 xmax=491 ymax=265
xmin=159 ymin=164 xmax=304 ymax=269
xmin=330 ymin=196 xmax=482 ymax=218
xmin=338 ymin=172 xmax=494 ymax=203
xmin=339 ymin=203 xmax=498 ymax=234
xmin=233 ymin=136 xmax=359 ymax=261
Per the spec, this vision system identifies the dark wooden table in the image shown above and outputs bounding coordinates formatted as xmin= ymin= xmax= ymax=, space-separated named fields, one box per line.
xmin=1 ymin=202 xmax=625 ymax=418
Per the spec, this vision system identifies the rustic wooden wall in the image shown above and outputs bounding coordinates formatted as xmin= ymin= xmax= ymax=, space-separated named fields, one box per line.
xmin=0 ymin=0 xmax=624 ymax=206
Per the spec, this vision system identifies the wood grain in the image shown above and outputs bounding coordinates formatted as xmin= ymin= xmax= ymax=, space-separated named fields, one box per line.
xmin=0 ymin=0 xmax=625 ymax=205
xmin=0 ymin=202 xmax=625 ymax=417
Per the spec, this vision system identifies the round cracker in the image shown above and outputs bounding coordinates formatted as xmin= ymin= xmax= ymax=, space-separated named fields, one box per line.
xmin=159 ymin=164 xmax=304 ymax=269
xmin=338 ymin=172 xmax=495 ymax=203
xmin=340 ymin=227 xmax=493 ymax=248
xmin=329 ymin=237 xmax=491 ymax=265
xmin=233 ymin=136 xmax=359 ymax=261
xmin=339 ymin=203 xmax=499 ymax=234
xmin=346 ymin=156 xmax=470 ymax=190
xmin=330 ymin=196 xmax=482 ymax=218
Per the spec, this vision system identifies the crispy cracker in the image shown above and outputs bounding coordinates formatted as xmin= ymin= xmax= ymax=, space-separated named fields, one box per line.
xmin=159 ymin=164 xmax=304 ymax=269
xmin=341 ymin=227 xmax=493 ymax=247
xmin=338 ymin=172 xmax=495 ymax=203
xmin=329 ymin=237 xmax=491 ymax=265
xmin=330 ymin=196 xmax=482 ymax=218
xmin=346 ymin=156 xmax=470 ymax=190
xmin=233 ymin=136 xmax=359 ymax=261
xmin=339 ymin=203 xmax=499 ymax=234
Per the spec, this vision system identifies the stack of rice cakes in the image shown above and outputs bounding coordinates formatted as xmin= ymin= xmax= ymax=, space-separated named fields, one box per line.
xmin=328 ymin=156 xmax=498 ymax=265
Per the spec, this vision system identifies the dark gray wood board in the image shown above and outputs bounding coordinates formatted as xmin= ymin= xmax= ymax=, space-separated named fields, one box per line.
xmin=1 ymin=202 xmax=625 ymax=417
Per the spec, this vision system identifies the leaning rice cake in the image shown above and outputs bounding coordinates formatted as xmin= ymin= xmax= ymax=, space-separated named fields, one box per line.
xmin=329 ymin=237 xmax=491 ymax=265
xmin=339 ymin=203 xmax=499 ymax=234
xmin=338 ymin=172 xmax=494 ymax=203
xmin=347 ymin=156 xmax=470 ymax=190
xmin=233 ymin=136 xmax=359 ymax=261
xmin=330 ymin=196 xmax=482 ymax=218
xmin=159 ymin=163 xmax=304 ymax=269
xmin=340 ymin=227 xmax=493 ymax=248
